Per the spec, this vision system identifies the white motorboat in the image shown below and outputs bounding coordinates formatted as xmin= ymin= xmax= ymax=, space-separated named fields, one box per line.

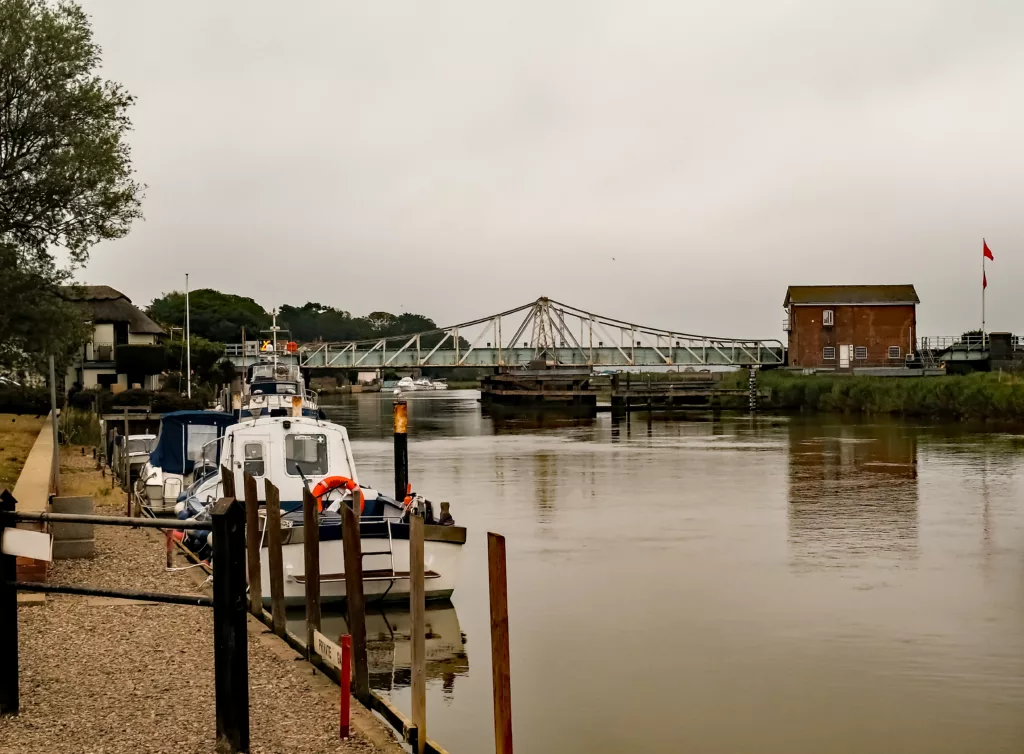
xmin=393 ymin=376 xmax=418 ymax=394
xmin=238 ymin=361 xmax=319 ymax=418
xmin=393 ymin=376 xmax=447 ymax=393
xmin=176 ymin=412 xmax=465 ymax=605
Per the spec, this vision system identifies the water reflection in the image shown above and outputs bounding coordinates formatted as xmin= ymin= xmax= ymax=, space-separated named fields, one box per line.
xmin=788 ymin=420 xmax=918 ymax=567
xmin=287 ymin=602 xmax=469 ymax=698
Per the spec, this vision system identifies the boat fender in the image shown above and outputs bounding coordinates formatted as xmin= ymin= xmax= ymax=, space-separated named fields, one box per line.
xmin=311 ymin=476 xmax=362 ymax=513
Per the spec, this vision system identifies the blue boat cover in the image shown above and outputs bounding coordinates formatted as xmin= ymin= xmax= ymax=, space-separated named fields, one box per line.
xmin=148 ymin=410 xmax=236 ymax=475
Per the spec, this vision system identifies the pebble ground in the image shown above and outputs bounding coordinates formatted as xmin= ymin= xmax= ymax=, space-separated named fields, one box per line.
xmin=0 ymin=450 xmax=399 ymax=754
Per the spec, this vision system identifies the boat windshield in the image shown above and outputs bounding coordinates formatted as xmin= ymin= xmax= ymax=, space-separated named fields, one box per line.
xmin=285 ymin=433 xmax=328 ymax=476
xmin=127 ymin=438 xmax=155 ymax=454
xmin=249 ymin=382 xmax=298 ymax=396
xmin=251 ymin=363 xmax=301 ymax=383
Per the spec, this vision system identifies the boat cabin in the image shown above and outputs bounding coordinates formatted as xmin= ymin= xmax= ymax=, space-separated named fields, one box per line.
xmin=144 ymin=411 xmax=236 ymax=511
xmin=189 ymin=415 xmax=359 ymax=513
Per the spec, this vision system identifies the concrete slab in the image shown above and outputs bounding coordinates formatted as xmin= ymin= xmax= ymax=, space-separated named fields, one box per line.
xmin=16 ymin=593 xmax=46 ymax=607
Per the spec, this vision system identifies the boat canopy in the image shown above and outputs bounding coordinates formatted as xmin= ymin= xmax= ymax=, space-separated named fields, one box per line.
xmin=148 ymin=411 xmax=236 ymax=476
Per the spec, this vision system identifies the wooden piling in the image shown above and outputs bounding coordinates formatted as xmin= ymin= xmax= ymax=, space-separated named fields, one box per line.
xmin=341 ymin=492 xmax=369 ymax=701
xmin=302 ymin=486 xmax=322 ymax=658
xmin=410 ymin=513 xmax=426 ymax=754
xmin=242 ymin=473 xmax=262 ymax=617
xmin=210 ymin=496 xmax=250 ymax=753
xmin=393 ymin=400 xmax=409 ymax=501
xmin=264 ymin=480 xmax=287 ymax=636
xmin=220 ymin=465 xmax=236 ymax=499
xmin=0 ymin=489 xmax=19 ymax=715
xmin=488 ymin=532 xmax=513 ymax=754
xmin=123 ymin=407 xmax=130 ymax=516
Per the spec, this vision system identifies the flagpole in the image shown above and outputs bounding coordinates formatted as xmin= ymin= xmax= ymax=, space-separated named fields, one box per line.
xmin=982 ymin=239 xmax=986 ymax=346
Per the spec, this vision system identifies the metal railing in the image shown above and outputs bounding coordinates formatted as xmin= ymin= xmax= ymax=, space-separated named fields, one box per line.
xmin=0 ymin=489 xmax=250 ymax=752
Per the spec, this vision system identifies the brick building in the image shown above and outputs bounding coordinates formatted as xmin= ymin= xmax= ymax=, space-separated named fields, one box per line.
xmin=784 ymin=285 xmax=919 ymax=369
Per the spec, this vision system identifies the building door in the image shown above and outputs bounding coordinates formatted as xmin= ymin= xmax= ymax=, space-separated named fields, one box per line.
xmin=839 ymin=344 xmax=852 ymax=369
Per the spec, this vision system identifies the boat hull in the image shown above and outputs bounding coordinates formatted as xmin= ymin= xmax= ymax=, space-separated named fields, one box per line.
xmin=259 ymin=524 xmax=464 ymax=605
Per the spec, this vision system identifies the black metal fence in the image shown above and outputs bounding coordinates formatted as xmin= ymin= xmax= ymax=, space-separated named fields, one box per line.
xmin=0 ymin=489 xmax=251 ymax=754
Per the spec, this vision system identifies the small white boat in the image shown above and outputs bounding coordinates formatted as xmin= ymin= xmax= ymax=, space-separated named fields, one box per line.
xmin=177 ymin=413 xmax=465 ymax=605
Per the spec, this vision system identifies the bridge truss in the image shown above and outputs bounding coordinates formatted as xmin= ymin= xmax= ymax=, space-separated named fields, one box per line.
xmin=274 ymin=297 xmax=784 ymax=370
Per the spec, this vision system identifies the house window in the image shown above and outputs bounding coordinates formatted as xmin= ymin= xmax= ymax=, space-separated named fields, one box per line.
xmin=243 ymin=443 xmax=265 ymax=477
xmin=822 ymin=310 xmax=834 ymax=326
xmin=854 ymin=346 xmax=868 ymax=360
xmin=888 ymin=346 xmax=901 ymax=360
xmin=285 ymin=433 xmax=328 ymax=476
xmin=823 ymin=347 xmax=836 ymax=360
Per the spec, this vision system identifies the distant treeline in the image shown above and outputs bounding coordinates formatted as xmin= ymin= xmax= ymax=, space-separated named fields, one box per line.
xmin=147 ymin=289 xmax=460 ymax=346
xmin=725 ymin=370 xmax=1024 ymax=421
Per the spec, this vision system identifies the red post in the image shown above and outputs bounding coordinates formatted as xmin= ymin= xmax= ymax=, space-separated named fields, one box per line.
xmin=340 ymin=634 xmax=352 ymax=739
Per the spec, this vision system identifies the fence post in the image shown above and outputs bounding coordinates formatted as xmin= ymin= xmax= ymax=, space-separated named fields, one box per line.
xmin=393 ymin=400 xmax=408 ymax=501
xmin=264 ymin=481 xmax=286 ymax=637
xmin=488 ymin=532 xmax=513 ymax=754
xmin=341 ymin=494 xmax=369 ymax=702
xmin=211 ymin=496 xmax=250 ymax=754
xmin=122 ymin=407 xmax=130 ymax=515
xmin=220 ymin=465 xmax=236 ymax=499
xmin=242 ymin=473 xmax=262 ymax=618
xmin=0 ymin=489 xmax=19 ymax=715
xmin=302 ymin=486 xmax=321 ymax=658
xmin=410 ymin=513 xmax=426 ymax=754
xmin=49 ymin=356 xmax=60 ymax=497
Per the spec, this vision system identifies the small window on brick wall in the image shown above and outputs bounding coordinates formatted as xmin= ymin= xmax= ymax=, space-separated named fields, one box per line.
xmin=888 ymin=346 xmax=901 ymax=359
xmin=855 ymin=346 xmax=868 ymax=360
xmin=822 ymin=309 xmax=834 ymax=326
xmin=823 ymin=346 xmax=836 ymax=360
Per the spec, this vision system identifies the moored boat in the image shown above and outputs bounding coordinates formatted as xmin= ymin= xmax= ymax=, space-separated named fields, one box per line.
xmin=175 ymin=412 xmax=465 ymax=604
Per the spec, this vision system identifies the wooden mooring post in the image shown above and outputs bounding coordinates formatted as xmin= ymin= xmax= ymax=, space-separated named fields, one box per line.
xmin=210 ymin=495 xmax=250 ymax=753
xmin=302 ymin=486 xmax=322 ymax=658
xmin=264 ymin=480 xmax=287 ymax=636
xmin=409 ymin=513 xmax=426 ymax=754
xmin=341 ymin=491 xmax=369 ymax=702
xmin=394 ymin=400 xmax=408 ymax=501
xmin=488 ymin=532 xmax=514 ymax=754
xmin=0 ymin=489 xmax=19 ymax=715
xmin=242 ymin=473 xmax=262 ymax=618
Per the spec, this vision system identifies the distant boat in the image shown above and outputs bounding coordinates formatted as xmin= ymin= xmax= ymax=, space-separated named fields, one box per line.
xmin=394 ymin=377 xmax=448 ymax=393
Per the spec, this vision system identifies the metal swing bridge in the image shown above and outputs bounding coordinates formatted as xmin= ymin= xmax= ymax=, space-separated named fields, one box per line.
xmin=225 ymin=297 xmax=785 ymax=370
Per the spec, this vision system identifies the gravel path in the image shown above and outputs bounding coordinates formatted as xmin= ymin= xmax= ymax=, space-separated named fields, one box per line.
xmin=0 ymin=452 xmax=402 ymax=754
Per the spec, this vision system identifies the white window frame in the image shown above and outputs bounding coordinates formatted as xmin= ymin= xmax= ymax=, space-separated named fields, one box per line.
xmin=822 ymin=309 xmax=834 ymax=326
xmin=888 ymin=345 xmax=901 ymax=360
xmin=823 ymin=346 xmax=836 ymax=360
xmin=854 ymin=346 xmax=868 ymax=360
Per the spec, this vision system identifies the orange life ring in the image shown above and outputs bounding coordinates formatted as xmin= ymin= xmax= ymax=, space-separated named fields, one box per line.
xmin=311 ymin=476 xmax=361 ymax=513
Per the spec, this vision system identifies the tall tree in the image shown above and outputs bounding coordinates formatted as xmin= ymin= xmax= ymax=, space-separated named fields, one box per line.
xmin=0 ymin=0 xmax=143 ymax=372
xmin=148 ymin=288 xmax=270 ymax=343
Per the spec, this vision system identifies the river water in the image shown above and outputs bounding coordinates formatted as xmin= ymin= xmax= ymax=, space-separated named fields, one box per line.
xmin=314 ymin=390 xmax=1024 ymax=754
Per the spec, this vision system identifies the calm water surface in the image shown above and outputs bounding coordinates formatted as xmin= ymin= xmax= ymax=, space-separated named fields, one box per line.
xmin=315 ymin=391 xmax=1024 ymax=754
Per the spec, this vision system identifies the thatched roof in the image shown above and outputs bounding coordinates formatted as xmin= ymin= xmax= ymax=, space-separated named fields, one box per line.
xmin=61 ymin=285 xmax=165 ymax=335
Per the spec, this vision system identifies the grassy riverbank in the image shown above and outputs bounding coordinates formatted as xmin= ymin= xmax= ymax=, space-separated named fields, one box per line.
xmin=0 ymin=413 xmax=45 ymax=490
xmin=736 ymin=370 xmax=1024 ymax=421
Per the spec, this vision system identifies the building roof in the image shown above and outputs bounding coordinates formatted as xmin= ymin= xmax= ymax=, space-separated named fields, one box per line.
xmin=784 ymin=284 xmax=919 ymax=307
xmin=61 ymin=285 xmax=165 ymax=335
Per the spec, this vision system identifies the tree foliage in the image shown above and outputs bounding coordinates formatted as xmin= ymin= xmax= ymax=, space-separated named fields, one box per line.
xmin=147 ymin=288 xmax=270 ymax=343
xmin=0 ymin=0 xmax=142 ymax=371
xmin=149 ymin=289 xmax=462 ymax=347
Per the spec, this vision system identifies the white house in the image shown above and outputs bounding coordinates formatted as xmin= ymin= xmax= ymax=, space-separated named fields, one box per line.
xmin=62 ymin=286 xmax=166 ymax=391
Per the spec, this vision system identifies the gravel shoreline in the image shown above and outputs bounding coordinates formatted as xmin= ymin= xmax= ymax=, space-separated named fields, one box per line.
xmin=0 ymin=450 xmax=403 ymax=754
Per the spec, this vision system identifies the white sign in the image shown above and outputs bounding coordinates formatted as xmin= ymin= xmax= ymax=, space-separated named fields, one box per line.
xmin=313 ymin=630 xmax=341 ymax=670
xmin=1 ymin=528 xmax=53 ymax=562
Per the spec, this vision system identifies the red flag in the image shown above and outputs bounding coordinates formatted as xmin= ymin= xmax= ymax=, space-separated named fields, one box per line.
xmin=983 ymin=270 xmax=988 ymax=289
xmin=983 ymin=239 xmax=994 ymax=260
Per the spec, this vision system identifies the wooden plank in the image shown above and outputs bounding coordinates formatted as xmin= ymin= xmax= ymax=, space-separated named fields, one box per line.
xmin=410 ymin=514 xmax=426 ymax=754
xmin=264 ymin=480 xmax=286 ymax=637
xmin=243 ymin=473 xmax=262 ymax=618
xmin=341 ymin=492 xmax=369 ymax=702
xmin=488 ymin=532 xmax=513 ymax=754
xmin=302 ymin=486 xmax=321 ymax=658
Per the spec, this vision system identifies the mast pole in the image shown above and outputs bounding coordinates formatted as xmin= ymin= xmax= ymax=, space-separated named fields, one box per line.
xmin=185 ymin=273 xmax=191 ymax=398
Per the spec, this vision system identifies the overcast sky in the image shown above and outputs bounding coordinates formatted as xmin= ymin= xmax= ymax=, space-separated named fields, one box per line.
xmin=78 ymin=0 xmax=1024 ymax=340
